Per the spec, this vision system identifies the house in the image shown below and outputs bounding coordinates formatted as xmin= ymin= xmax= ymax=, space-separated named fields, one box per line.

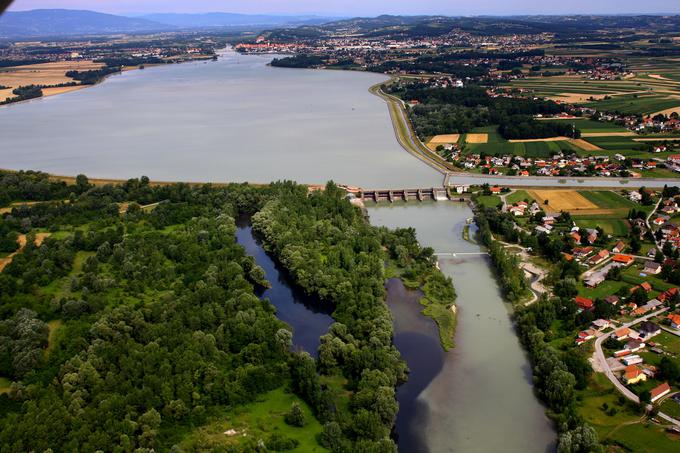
xmin=631 ymin=282 xmax=653 ymax=293
xmin=573 ymin=246 xmax=594 ymax=258
xmin=571 ymin=231 xmax=582 ymax=243
xmin=625 ymin=339 xmax=645 ymax=352
xmin=638 ymin=321 xmax=661 ymax=339
xmin=490 ymin=186 xmax=502 ymax=194
xmin=623 ymin=365 xmax=647 ymax=385
xmin=613 ymin=241 xmax=626 ymax=253
xmin=614 ymin=327 xmax=632 ymax=341
xmin=592 ymin=319 xmax=612 ymax=330
xmin=668 ymin=313 xmax=680 ymax=329
xmin=588 ymin=250 xmax=610 ymax=265
xmin=658 ymin=287 xmax=679 ymax=303
xmin=605 ymin=295 xmax=620 ymax=306
xmin=643 ymin=299 xmax=662 ymax=311
xmin=632 ymin=306 xmax=651 ymax=317
xmin=577 ymin=329 xmax=596 ymax=341
xmin=650 ymin=382 xmax=672 ymax=403
xmin=614 ymin=349 xmax=631 ymax=358
xmin=644 ymin=261 xmax=662 ymax=275
xmin=612 ymin=254 xmax=634 ymax=266
xmin=575 ymin=296 xmax=594 ymax=310
xmin=621 ymin=354 xmax=643 ymax=366
xmin=629 ymin=191 xmax=642 ymax=202
xmin=585 ymin=275 xmax=605 ymax=287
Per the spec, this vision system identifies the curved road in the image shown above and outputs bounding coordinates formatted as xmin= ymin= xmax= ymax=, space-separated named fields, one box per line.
xmin=593 ymin=307 xmax=680 ymax=426
xmin=369 ymin=82 xmax=451 ymax=178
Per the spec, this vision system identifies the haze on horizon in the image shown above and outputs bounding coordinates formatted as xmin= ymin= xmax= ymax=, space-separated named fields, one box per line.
xmin=7 ymin=0 xmax=680 ymax=16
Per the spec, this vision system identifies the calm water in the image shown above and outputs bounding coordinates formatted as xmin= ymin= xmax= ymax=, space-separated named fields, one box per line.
xmin=369 ymin=202 xmax=555 ymax=453
xmin=0 ymin=49 xmax=440 ymax=188
xmin=235 ymin=217 xmax=334 ymax=355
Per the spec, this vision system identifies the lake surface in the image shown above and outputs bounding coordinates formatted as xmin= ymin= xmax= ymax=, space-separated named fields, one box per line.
xmin=235 ymin=217 xmax=334 ymax=355
xmin=369 ymin=202 xmax=555 ymax=453
xmin=0 ymin=49 xmax=440 ymax=188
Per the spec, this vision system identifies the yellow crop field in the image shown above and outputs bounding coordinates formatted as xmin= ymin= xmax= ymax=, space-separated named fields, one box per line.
xmin=527 ymin=190 xmax=597 ymax=211
xmin=429 ymin=134 xmax=460 ymax=144
xmin=465 ymin=133 xmax=488 ymax=144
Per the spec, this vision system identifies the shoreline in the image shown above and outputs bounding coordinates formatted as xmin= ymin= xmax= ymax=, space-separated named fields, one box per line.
xmin=0 ymin=58 xmax=213 ymax=108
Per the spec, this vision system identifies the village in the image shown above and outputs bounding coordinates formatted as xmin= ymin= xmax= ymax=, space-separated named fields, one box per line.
xmin=477 ymin=184 xmax=680 ymax=427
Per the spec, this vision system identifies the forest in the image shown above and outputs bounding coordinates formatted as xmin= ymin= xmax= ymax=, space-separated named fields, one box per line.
xmin=0 ymin=172 xmax=456 ymax=452
xmin=0 ymin=85 xmax=43 ymax=105
xmin=65 ymin=66 xmax=122 ymax=85
xmin=385 ymin=83 xmax=578 ymax=139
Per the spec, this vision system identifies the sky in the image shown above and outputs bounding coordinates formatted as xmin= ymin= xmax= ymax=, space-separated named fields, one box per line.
xmin=7 ymin=0 xmax=680 ymax=16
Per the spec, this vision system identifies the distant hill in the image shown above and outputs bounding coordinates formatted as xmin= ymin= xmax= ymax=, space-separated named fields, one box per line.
xmin=139 ymin=12 xmax=336 ymax=28
xmin=262 ymin=14 xmax=680 ymax=41
xmin=0 ymin=9 xmax=173 ymax=38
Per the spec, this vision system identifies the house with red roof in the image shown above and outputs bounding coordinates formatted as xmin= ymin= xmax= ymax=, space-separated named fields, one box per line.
xmin=650 ymin=382 xmax=671 ymax=403
xmin=612 ymin=241 xmax=626 ymax=253
xmin=612 ymin=254 xmax=634 ymax=266
xmin=668 ymin=313 xmax=680 ymax=330
xmin=623 ymin=365 xmax=646 ymax=385
xmin=575 ymin=296 xmax=594 ymax=310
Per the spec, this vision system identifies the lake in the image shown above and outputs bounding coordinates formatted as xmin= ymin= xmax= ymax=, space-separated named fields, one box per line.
xmin=0 ymin=49 xmax=440 ymax=188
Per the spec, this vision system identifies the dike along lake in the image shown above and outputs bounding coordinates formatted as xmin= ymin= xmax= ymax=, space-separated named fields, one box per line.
xmin=2 ymin=49 xmax=555 ymax=451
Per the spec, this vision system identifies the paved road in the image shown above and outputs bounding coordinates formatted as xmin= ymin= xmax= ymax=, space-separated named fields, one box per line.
xmin=646 ymin=196 xmax=664 ymax=254
xmin=593 ymin=307 xmax=680 ymax=426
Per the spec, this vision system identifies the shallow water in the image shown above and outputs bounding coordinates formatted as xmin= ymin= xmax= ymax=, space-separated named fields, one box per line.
xmin=0 ymin=49 xmax=440 ymax=188
xmin=369 ymin=202 xmax=556 ymax=453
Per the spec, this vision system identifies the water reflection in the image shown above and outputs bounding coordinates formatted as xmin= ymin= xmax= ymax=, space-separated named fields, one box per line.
xmin=235 ymin=216 xmax=334 ymax=356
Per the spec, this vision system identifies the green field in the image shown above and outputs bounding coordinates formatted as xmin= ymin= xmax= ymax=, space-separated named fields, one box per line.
xmin=541 ymin=118 xmax=630 ymax=134
xmin=578 ymin=279 xmax=629 ymax=300
xmin=506 ymin=190 xmax=534 ymax=204
xmin=575 ymin=218 xmax=630 ymax=236
xmin=476 ymin=195 xmax=502 ymax=208
xmin=177 ymin=387 xmax=327 ymax=452
xmin=580 ymin=190 xmax=638 ymax=209
xmin=577 ymin=373 xmax=680 ymax=452
xmin=585 ymin=94 xmax=680 ymax=115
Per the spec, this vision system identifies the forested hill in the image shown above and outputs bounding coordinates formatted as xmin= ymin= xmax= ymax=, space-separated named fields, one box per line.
xmin=262 ymin=14 xmax=680 ymax=41
xmin=0 ymin=9 xmax=173 ymax=38
xmin=0 ymin=171 xmax=456 ymax=451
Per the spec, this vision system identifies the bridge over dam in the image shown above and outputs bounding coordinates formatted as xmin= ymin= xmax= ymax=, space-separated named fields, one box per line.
xmin=354 ymin=187 xmax=469 ymax=203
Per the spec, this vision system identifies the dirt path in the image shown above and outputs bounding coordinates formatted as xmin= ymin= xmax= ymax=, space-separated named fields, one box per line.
xmin=0 ymin=233 xmax=50 ymax=272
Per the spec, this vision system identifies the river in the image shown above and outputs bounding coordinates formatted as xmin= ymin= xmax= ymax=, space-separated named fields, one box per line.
xmin=235 ymin=216 xmax=334 ymax=356
xmin=369 ymin=202 xmax=556 ymax=453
